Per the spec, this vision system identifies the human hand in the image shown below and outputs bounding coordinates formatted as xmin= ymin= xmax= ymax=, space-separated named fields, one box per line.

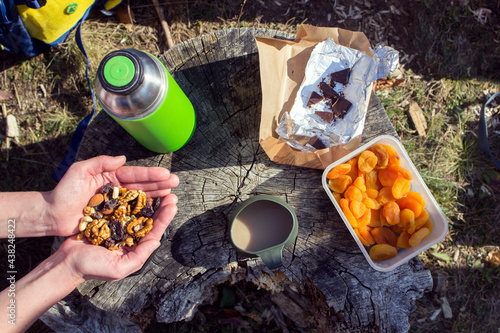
xmin=44 ymin=155 xmax=179 ymax=237
xmin=55 ymin=190 xmax=178 ymax=282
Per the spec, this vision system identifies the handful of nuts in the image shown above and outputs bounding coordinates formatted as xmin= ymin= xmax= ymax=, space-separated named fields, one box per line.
xmin=77 ymin=182 xmax=160 ymax=250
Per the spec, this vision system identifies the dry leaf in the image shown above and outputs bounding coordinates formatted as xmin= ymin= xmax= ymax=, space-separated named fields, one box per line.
xmin=0 ymin=90 xmax=12 ymax=100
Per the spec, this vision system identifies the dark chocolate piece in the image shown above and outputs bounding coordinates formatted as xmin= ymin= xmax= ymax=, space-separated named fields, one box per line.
xmin=307 ymin=91 xmax=324 ymax=107
xmin=307 ymin=136 xmax=326 ymax=149
xmin=330 ymin=68 xmax=351 ymax=85
xmin=319 ymin=81 xmax=339 ymax=101
xmin=331 ymin=96 xmax=352 ymax=119
xmin=315 ymin=111 xmax=334 ymax=123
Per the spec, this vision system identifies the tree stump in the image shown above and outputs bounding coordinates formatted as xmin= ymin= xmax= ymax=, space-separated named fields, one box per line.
xmin=41 ymin=28 xmax=432 ymax=333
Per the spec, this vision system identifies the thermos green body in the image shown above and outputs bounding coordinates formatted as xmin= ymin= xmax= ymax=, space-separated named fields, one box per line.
xmin=96 ymin=49 xmax=196 ymax=153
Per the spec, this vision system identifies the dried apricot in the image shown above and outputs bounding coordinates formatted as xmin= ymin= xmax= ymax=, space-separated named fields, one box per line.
xmin=383 ymin=201 xmax=400 ymax=225
xmin=327 ymin=163 xmax=351 ymax=179
xmin=408 ymin=227 xmax=431 ymax=247
xmin=363 ymin=197 xmax=381 ymax=210
xmin=339 ymin=198 xmax=358 ymax=228
xmin=377 ymin=186 xmax=397 ymax=205
xmin=393 ymin=165 xmax=412 ymax=180
xmin=379 ymin=210 xmax=390 ymax=226
xmin=353 ymin=176 xmax=367 ymax=192
xmin=423 ymin=219 xmax=434 ymax=233
xmin=370 ymin=144 xmax=389 ymax=168
xmin=369 ymin=244 xmax=397 ymax=261
xmin=404 ymin=191 xmax=425 ymax=207
xmin=358 ymin=225 xmax=375 ymax=245
xmin=350 ymin=200 xmax=367 ymax=219
xmin=357 ymin=208 xmax=371 ymax=227
xmin=371 ymin=227 xmax=397 ymax=247
xmin=378 ymin=167 xmax=399 ymax=187
xmin=368 ymin=209 xmax=382 ymax=227
xmin=415 ymin=209 xmax=429 ymax=229
xmin=397 ymin=196 xmax=423 ymax=218
xmin=329 ymin=175 xmax=352 ymax=193
xmin=400 ymin=208 xmax=415 ymax=231
xmin=358 ymin=150 xmax=378 ymax=173
xmin=365 ymin=170 xmax=380 ymax=190
xmin=384 ymin=144 xmax=401 ymax=167
xmin=332 ymin=192 xmax=342 ymax=204
xmin=390 ymin=223 xmax=405 ymax=234
xmin=345 ymin=185 xmax=363 ymax=202
xmin=396 ymin=231 xmax=412 ymax=249
xmin=392 ymin=176 xmax=411 ymax=199
xmin=366 ymin=188 xmax=379 ymax=199
xmin=354 ymin=228 xmax=372 ymax=246
xmin=346 ymin=157 xmax=359 ymax=182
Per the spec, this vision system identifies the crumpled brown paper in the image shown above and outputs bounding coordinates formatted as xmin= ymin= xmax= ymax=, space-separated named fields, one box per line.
xmin=256 ymin=24 xmax=374 ymax=169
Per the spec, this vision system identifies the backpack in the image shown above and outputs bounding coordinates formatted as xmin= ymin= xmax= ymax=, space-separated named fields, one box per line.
xmin=0 ymin=0 xmax=122 ymax=57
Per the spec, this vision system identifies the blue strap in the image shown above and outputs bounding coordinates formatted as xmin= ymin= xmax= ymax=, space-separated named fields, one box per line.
xmin=478 ymin=92 xmax=500 ymax=169
xmin=52 ymin=6 xmax=96 ymax=181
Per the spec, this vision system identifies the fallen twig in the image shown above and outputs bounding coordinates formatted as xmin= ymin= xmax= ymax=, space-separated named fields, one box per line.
xmin=152 ymin=0 xmax=174 ymax=50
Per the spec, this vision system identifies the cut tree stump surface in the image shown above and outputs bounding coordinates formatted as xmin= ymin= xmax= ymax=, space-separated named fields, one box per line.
xmin=41 ymin=28 xmax=432 ymax=333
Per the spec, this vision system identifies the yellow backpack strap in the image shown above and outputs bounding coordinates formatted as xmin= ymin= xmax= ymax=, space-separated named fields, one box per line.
xmin=104 ymin=0 xmax=122 ymax=11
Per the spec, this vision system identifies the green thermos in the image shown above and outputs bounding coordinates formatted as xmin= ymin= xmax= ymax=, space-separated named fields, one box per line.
xmin=95 ymin=49 xmax=196 ymax=153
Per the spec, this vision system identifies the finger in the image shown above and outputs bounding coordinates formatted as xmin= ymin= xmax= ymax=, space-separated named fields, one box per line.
xmin=82 ymin=155 xmax=127 ymax=175
xmin=121 ymin=178 xmax=180 ymax=198
xmin=142 ymin=201 xmax=178 ymax=241
xmin=115 ymin=166 xmax=173 ymax=184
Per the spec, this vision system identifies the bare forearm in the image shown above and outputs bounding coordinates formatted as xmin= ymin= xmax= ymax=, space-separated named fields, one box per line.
xmin=0 ymin=192 xmax=54 ymax=237
xmin=0 ymin=250 xmax=83 ymax=332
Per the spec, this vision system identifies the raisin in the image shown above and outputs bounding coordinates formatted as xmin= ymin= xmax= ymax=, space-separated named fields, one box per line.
xmin=101 ymin=182 xmax=115 ymax=194
xmin=104 ymin=238 xmax=116 ymax=249
xmin=93 ymin=201 xmax=105 ymax=211
xmin=153 ymin=197 xmax=161 ymax=211
xmin=141 ymin=205 xmax=155 ymax=218
xmin=91 ymin=212 xmax=103 ymax=220
xmin=103 ymin=198 xmax=118 ymax=212
xmin=109 ymin=219 xmax=125 ymax=242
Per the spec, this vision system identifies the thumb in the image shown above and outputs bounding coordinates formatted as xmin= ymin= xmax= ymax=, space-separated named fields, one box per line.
xmin=81 ymin=155 xmax=127 ymax=176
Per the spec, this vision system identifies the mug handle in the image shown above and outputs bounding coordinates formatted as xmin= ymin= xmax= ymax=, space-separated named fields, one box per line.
xmin=259 ymin=247 xmax=283 ymax=270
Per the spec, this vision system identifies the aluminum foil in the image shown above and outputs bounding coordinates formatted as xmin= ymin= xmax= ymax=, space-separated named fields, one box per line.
xmin=277 ymin=38 xmax=399 ymax=152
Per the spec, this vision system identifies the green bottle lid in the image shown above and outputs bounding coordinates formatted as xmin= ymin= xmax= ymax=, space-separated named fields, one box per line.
xmin=103 ymin=55 xmax=136 ymax=87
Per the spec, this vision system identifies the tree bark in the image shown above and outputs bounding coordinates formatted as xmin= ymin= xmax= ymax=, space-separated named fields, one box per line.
xmin=41 ymin=28 xmax=432 ymax=333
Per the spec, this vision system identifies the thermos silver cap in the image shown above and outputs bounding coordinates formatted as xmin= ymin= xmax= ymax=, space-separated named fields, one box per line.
xmin=96 ymin=49 xmax=167 ymax=120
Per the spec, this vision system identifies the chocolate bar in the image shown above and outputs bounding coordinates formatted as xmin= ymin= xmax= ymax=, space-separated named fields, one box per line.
xmin=315 ymin=111 xmax=334 ymax=123
xmin=319 ymin=81 xmax=339 ymax=101
xmin=307 ymin=91 xmax=324 ymax=107
xmin=306 ymin=135 xmax=326 ymax=149
xmin=331 ymin=96 xmax=352 ymax=119
xmin=330 ymin=68 xmax=351 ymax=85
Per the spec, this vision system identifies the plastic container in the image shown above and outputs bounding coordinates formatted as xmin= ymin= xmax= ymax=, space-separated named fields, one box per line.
xmin=321 ymin=135 xmax=448 ymax=272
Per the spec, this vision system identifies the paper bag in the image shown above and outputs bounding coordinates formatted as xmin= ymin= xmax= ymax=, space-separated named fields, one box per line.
xmin=256 ymin=24 xmax=374 ymax=170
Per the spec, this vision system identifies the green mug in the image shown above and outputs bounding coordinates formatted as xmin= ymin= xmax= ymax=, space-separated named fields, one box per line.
xmin=229 ymin=195 xmax=298 ymax=269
